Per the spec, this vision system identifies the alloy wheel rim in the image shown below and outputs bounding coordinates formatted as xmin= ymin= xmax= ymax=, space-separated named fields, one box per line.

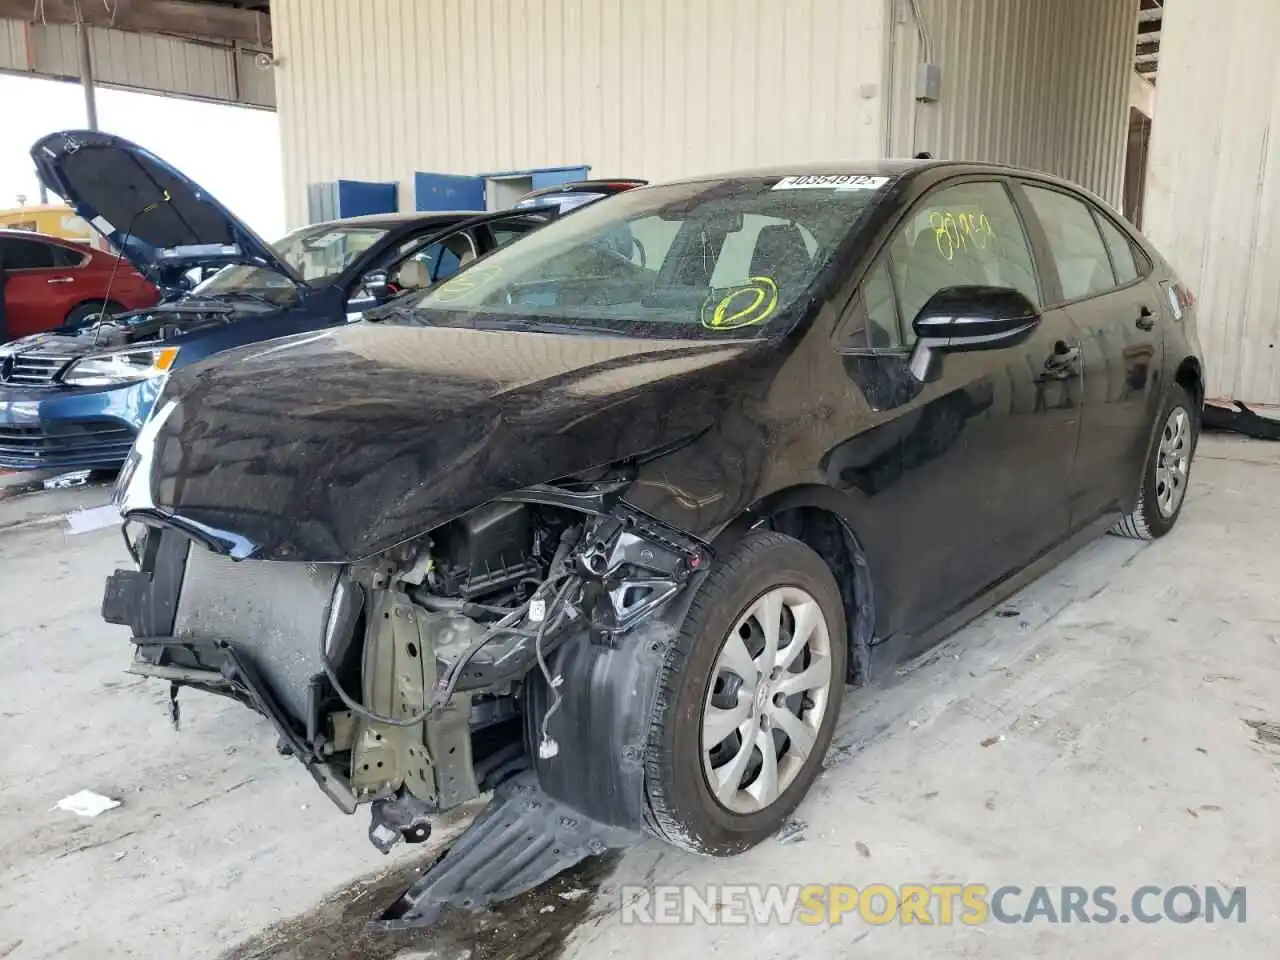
xmin=700 ymin=586 xmax=833 ymax=814
xmin=1154 ymin=406 xmax=1191 ymax=519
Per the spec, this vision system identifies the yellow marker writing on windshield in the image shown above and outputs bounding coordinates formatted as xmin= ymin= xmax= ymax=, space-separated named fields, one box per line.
xmin=701 ymin=276 xmax=779 ymax=331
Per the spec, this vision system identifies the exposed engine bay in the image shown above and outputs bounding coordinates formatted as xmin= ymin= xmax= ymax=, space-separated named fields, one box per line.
xmin=60 ymin=297 xmax=277 ymax=351
xmin=104 ymin=473 xmax=710 ymax=916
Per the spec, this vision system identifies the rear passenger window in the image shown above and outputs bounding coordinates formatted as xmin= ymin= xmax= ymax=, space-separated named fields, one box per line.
xmin=489 ymin=223 xmax=535 ymax=248
xmin=0 ymin=237 xmax=58 ymax=269
xmin=1023 ymin=186 xmax=1115 ymax=301
xmin=1095 ymin=213 xmax=1140 ymax=285
xmin=48 ymin=244 xmax=86 ymax=268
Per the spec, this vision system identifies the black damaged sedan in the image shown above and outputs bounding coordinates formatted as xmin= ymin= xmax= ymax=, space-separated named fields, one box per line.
xmin=104 ymin=162 xmax=1203 ymax=923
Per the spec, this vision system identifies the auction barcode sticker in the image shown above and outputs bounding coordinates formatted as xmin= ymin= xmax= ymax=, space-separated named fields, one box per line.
xmin=772 ymin=174 xmax=890 ymax=191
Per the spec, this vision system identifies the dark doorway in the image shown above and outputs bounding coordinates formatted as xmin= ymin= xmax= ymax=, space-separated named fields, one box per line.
xmin=1124 ymin=107 xmax=1152 ymax=229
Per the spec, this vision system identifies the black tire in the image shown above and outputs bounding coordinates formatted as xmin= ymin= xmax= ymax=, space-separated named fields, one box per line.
xmin=63 ymin=301 xmax=120 ymax=330
xmin=1111 ymin=384 xmax=1199 ymax=540
xmin=643 ymin=530 xmax=847 ymax=855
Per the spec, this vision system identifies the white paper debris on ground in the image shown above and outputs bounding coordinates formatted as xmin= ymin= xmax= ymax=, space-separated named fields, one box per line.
xmin=558 ymin=888 xmax=589 ymax=902
xmin=43 ymin=469 xmax=92 ymax=490
xmin=66 ymin=504 xmax=121 ymax=536
xmin=54 ymin=790 xmax=121 ymax=818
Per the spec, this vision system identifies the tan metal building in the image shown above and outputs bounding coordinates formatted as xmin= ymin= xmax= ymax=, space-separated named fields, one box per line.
xmin=2 ymin=0 xmax=1276 ymax=404
xmin=1142 ymin=0 xmax=1280 ymax=405
xmin=270 ymin=0 xmax=1135 ymax=224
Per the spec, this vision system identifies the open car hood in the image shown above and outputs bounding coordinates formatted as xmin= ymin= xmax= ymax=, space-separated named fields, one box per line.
xmin=30 ymin=130 xmax=302 ymax=292
xmin=114 ymin=321 xmax=770 ymax=562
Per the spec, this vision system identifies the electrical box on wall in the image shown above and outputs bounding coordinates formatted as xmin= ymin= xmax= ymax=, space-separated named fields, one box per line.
xmin=915 ymin=63 xmax=941 ymax=102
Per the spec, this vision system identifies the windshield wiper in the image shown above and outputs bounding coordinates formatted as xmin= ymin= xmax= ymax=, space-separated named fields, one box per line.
xmin=213 ymin=291 xmax=280 ymax=306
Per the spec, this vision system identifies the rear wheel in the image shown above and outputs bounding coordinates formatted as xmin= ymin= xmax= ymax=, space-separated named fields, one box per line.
xmin=643 ymin=531 xmax=846 ymax=855
xmin=1111 ymin=385 xmax=1198 ymax=540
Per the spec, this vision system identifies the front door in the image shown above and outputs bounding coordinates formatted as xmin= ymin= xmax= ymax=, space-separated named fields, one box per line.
xmin=1016 ymin=183 xmax=1164 ymax=524
xmin=831 ymin=178 xmax=1083 ymax=637
xmin=0 ymin=235 xmax=89 ymax=338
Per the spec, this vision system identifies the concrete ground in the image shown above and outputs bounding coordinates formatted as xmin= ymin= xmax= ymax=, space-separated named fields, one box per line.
xmin=0 ymin=434 xmax=1277 ymax=959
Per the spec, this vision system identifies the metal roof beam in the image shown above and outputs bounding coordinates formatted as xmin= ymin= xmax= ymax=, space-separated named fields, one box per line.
xmin=0 ymin=0 xmax=270 ymax=46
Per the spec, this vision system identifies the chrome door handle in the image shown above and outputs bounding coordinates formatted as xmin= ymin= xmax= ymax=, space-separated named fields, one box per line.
xmin=47 ymin=276 xmax=75 ymax=284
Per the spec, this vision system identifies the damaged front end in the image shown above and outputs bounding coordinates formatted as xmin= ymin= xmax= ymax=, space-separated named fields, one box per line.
xmin=103 ymin=472 xmax=710 ymax=924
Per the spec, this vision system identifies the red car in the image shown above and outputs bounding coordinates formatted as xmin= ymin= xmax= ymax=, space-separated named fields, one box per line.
xmin=0 ymin=229 xmax=159 ymax=342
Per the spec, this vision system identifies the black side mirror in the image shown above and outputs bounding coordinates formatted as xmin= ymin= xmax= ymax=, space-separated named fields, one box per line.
xmin=908 ymin=285 xmax=1041 ymax=382
xmin=363 ymin=270 xmax=392 ymax=301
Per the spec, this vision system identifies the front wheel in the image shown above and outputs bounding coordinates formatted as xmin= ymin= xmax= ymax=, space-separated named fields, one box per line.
xmin=1111 ymin=385 xmax=1198 ymax=540
xmin=643 ymin=531 xmax=846 ymax=855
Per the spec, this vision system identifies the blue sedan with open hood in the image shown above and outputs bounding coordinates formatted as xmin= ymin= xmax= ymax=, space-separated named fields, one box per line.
xmin=0 ymin=130 xmax=550 ymax=471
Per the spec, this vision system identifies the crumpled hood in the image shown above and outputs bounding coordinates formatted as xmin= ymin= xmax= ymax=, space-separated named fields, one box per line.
xmin=115 ymin=321 xmax=769 ymax=561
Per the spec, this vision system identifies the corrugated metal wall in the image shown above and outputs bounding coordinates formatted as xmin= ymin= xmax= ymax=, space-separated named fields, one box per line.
xmin=1144 ymin=0 xmax=1280 ymax=405
xmin=886 ymin=0 xmax=1136 ymax=208
xmin=0 ymin=19 xmax=23 ymax=69
xmin=272 ymin=0 xmax=889 ymax=227
xmin=0 ymin=19 xmax=275 ymax=109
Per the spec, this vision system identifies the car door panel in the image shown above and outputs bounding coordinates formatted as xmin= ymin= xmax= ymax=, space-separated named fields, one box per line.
xmin=2 ymin=237 xmax=58 ymax=337
xmin=839 ymin=324 xmax=1082 ymax=636
xmin=830 ymin=178 xmax=1081 ymax=638
xmin=1017 ymin=184 xmax=1164 ymax=524
xmin=1066 ymin=286 xmax=1164 ymax=521
xmin=0 ymin=237 xmax=108 ymax=337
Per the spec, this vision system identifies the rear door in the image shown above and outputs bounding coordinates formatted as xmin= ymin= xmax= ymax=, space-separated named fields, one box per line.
xmin=0 ymin=235 xmax=88 ymax=337
xmin=832 ymin=177 xmax=1083 ymax=636
xmin=1015 ymin=182 xmax=1164 ymax=524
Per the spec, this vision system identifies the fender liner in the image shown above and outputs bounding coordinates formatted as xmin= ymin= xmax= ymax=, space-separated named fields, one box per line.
xmin=525 ymin=571 xmax=709 ymax=830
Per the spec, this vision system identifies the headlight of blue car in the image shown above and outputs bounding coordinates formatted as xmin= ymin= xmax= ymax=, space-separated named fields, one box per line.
xmin=61 ymin=347 xmax=179 ymax=387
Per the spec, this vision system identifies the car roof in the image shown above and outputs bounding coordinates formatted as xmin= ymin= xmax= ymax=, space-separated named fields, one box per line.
xmin=306 ymin=211 xmax=476 ymax=232
xmin=518 ymin=179 xmax=647 ymax=200
xmin=652 ymin=160 xmax=927 ymax=187
xmin=0 ymin=227 xmax=80 ymax=244
xmin=653 ymin=159 xmax=1109 ymax=203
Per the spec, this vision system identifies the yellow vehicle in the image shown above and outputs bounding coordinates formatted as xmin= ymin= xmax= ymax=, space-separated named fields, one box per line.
xmin=0 ymin=203 xmax=108 ymax=250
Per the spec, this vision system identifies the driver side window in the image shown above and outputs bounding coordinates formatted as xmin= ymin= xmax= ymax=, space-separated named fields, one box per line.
xmin=867 ymin=180 xmax=1040 ymax=347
